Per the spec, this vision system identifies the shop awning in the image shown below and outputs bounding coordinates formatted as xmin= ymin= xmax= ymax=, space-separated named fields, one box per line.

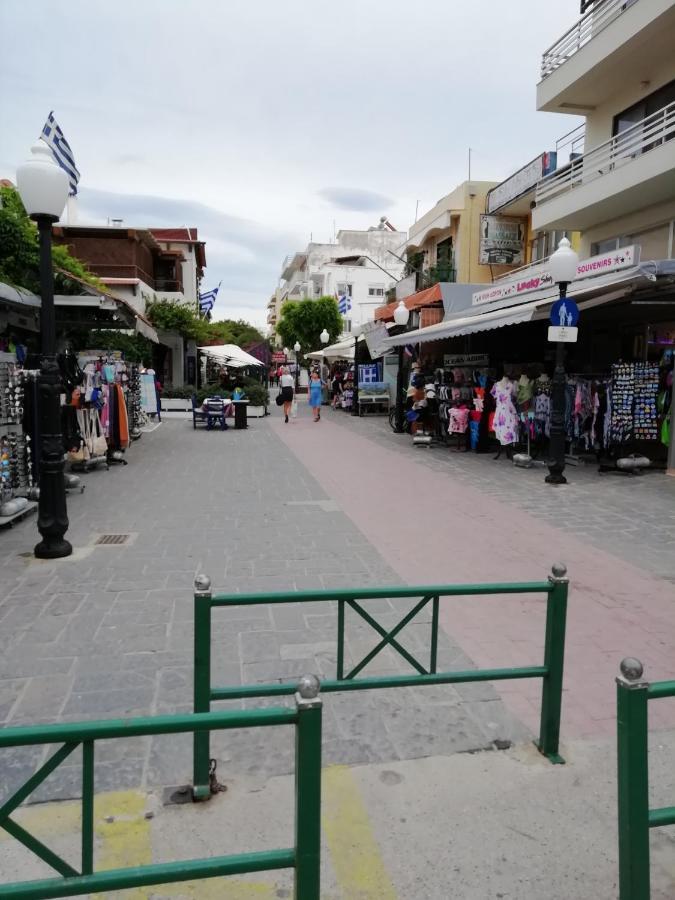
xmin=198 ymin=344 xmax=265 ymax=367
xmin=306 ymin=337 xmax=358 ymax=360
xmin=381 ymin=264 xmax=657 ymax=348
xmin=374 ymin=283 xmax=443 ymax=322
xmin=54 ymin=294 xmax=159 ymax=343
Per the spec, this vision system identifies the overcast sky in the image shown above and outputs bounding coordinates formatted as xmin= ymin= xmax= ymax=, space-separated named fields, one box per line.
xmin=0 ymin=0 xmax=583 ymax=327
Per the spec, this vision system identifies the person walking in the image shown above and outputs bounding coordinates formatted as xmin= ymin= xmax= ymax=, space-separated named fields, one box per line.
xmin=309 ymin=369 xmax=324 ymax=422
xmin=279 ymin=366 xmax=294 ymax=423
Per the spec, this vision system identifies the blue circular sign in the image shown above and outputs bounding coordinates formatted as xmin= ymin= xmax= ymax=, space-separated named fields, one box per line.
xmin=550 ymin=297 xmax=579 ymax=328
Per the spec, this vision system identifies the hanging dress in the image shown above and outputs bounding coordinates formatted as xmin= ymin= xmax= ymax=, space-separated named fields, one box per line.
xmin=490 ymin=379 xmax=519 ymax=445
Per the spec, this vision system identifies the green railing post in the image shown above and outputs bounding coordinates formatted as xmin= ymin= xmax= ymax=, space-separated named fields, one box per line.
xmin=294 ymin=675 xmax=322 ymax=900
xmin=193 ymin=574 xmax=213 ymax=801
xmin=537 ymin=563 xmax=569 ymax=763
xmin=617 ymin=657 xmax=650 ymax=900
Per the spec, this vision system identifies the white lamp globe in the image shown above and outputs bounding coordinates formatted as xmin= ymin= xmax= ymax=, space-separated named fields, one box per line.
xmin=16 ymin=143 xmax=69 ymax=220
xmin=549 ymin=237 xmax=579 ymax=285
xmin=293 ymin=341 xmax=301 ymax=353
xmin=283 ymin=347 xmax=289 ymax=357
xmin=393 ymin=300 xmax=410 ymax=327
xmin=320 ymin=328 xmax=329 ymax=344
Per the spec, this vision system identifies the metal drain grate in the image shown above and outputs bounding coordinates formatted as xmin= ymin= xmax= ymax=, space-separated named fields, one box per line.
xmin=96 ymin=534 xmax=130 ymax=546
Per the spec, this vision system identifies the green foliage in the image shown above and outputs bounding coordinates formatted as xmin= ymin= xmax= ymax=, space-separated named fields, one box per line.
xmin=85 ymin=330 xmax=152 ymax=363
xmin=163 ymin=376 xmax=269 ymax=407
xmin=276 ymin=296 xmax=342 ymax=358
xmin=207 ymin=319 xmax=265 ymax=347
xmin=146 ymin=299 xmax=211 ymax=342
xmin=0 ymin=185 xmax=103 ymax=294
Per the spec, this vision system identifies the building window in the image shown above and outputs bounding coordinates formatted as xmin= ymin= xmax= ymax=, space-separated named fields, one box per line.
xmin=592 ymin=224 xmax=672 ymax=260
xmin=368 ymin=285 xmax=384 ymax=297
xmin=342 ymin=318 xmax=351 ymax=332
xmin=336 ymin=282 xmax=353 ymax=297
xmin=613 ymin=79 xmax=675 ymax=149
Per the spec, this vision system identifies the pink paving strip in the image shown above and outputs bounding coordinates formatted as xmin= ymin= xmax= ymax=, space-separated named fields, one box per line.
xmin=273 ymin=413 xmax=675 ymax=739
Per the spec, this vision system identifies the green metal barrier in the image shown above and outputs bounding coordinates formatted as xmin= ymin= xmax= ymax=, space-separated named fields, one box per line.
xmin=193 ymin=564 xmax=569 ymax=798
xmin=0 ymin=682 xmax=323 ymax=900
xmin=617 ymin=658 xmax=675 ymax=900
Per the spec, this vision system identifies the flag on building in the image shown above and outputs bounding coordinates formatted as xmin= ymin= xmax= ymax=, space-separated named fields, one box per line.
xmin=403 ymin=344 xmax=416 ymax=360
xmin=199 ymin=282 xmax=221 ymax=315
xmin=338 ymin=293 xmax=352 ymax=316
xmin=40 ymin=112 xmax=80 ymax=196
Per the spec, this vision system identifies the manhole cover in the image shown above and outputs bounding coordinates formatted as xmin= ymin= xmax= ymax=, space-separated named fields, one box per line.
xmin=96 ymin=534 xmax=130 ymax=546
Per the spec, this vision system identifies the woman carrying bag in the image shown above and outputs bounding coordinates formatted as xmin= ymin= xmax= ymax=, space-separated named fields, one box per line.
xmin=278 ymin=366 xmax=294 ymax=423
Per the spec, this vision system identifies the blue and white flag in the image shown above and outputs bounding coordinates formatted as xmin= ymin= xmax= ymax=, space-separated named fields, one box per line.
xmin=338 ymin=293 xmax=351 ymax=316
xmin=403 ymin=344 xmax=416 ymax=360
xmin=199 ymin=282 xmax=220 ymax=315
xmin=40 ymin=112 xmax=80 ymax=196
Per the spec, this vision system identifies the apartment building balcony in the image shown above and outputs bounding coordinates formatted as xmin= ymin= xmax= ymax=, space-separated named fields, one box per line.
xmin=93 ymin=264 xmax=157 ymax=289
xmin=538 ymin=0 xmax=675 ymax=114
xmin=533 ymin=101 xmax=675 ymax=231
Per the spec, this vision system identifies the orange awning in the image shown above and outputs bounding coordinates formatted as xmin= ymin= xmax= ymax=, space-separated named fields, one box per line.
xmin=374 ymin=283 xmax=443 ymax=322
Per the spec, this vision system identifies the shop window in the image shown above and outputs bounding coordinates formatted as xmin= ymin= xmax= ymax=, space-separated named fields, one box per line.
xmin=591 ymin=237 xmax=620 ymax=255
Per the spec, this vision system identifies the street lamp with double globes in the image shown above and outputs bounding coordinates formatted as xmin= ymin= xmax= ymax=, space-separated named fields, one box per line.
xmin=293 ymin=341 xmax=301 ymax=392
xmin=545 ymin=236 xmax=579 ymax=486
xmin=16 ymin=144 xmax=72 ymax=558
xmin=393 ymin=300 xmax=410 ymax=433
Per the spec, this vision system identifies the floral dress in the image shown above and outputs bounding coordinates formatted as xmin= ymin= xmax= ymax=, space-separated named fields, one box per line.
xmin=490 ymin=379 xmax=519 ymax=445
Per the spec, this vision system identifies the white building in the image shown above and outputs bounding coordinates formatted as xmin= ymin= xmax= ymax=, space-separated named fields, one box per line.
xmin=534 ymin=0 xmax=675 ymax=259
xmin=275 ymin=221 xmax=407 ymax=339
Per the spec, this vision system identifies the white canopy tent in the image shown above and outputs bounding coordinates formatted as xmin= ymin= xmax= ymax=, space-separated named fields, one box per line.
xmin=306 ymin=337 xmax=358 ymax=361
xmin=198 ymin=344 xmax=265 ymax=368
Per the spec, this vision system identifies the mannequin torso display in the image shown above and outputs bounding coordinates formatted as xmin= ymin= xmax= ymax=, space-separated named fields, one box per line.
xmin=490 ymin=376 xmax=519 ymax=445
xmin=517 ymin=374 xmax=533 ymax=407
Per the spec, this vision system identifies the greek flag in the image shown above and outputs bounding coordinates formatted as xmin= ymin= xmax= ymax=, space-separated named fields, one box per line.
xmin=199 ymin=282 xmax=220 ymax=315
xmin=403 ymin=344 xmax=416 ymax=360
xmin=338 ymin=293 xmax=351 ymax=315
xmin=40 ymin=112 xmax=80 ymax=196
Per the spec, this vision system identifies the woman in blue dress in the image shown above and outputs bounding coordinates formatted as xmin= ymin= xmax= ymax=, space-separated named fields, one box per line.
xmin=308 ymin=369 xmax=324 ymax=422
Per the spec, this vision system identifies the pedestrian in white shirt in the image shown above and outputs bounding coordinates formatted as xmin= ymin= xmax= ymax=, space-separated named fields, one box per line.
xmin=279 ymin=367 xmax=294 ymax=423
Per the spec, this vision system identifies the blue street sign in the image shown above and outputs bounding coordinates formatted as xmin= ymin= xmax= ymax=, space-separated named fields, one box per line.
xmin=550 ymin=297 xmax=579 ymax=328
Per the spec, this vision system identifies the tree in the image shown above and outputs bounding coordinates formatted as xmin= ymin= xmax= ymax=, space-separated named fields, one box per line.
xmin=207 ymin=319 xmax=264 ymax=347
xmin=276 ymin=296 xmax=342 ymax=359
xmin=146 ymin=299 xmax=211 ymax=343
xmin=0 ymin=185 xmax=103 ymax=294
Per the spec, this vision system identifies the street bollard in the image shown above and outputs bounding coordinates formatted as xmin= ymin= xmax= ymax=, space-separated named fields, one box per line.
xmin=193 ymin=574 xmax=213 ymax=801
xmin=537 ymin=562 xmax=569 ymax=763
xmin=617 ymin=657 xmax=650 ymax=900
xmin=294 ymin=675 xmax=322 ymax=900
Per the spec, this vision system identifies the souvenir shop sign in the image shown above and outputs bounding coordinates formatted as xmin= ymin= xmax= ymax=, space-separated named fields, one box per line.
xmin=472 ymin=245 xmax=640 ymax=307
xmin=443 ymin=353 xmax=489 ymax=367
xmin=548 ymin=326 xmax=578 ymax=343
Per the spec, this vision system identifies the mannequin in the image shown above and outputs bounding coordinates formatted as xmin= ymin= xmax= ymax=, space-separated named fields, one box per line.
xmin=491 ymin=374 xmax=519 ymax=452
xmin=517 ymin=373 xmax=533 ymax=408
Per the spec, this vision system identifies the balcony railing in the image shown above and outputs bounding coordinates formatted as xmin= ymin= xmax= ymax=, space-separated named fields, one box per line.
xmin=541 ymin=0 xmax=640 ymax=79
xmin=93 ymin=263 xmax=156 ymax=288
xmin=536 ymin=101 xmax=675 ymax=205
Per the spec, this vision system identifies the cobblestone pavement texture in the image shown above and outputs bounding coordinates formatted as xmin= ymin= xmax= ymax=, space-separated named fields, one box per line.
xmin=1 ymin=414 xmax=527 ymax=804
xmin=273 ymin=400 xmax=675 ymax=744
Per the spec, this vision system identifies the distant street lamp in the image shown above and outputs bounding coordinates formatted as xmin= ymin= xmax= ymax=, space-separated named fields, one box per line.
xmin=350 ymin=325 xmax=362 ymax=417
xmin=293 ymin=341 xmax=301 ymax=392
xmin=16 ymin=144 xmax=72 ymax=559
xmin=546 ymin=237 xmax=579 ymax=485
xmin=393 ymin=301 xmax=410 ymax=433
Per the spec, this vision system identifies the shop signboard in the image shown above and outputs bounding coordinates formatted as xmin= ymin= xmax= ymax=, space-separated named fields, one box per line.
xmin=548 ymin=326 xmax=578 ymax=343
xmin=486 ymin=152 xmax=557 ymax=214
xmin=361 ymin=320 xmax=391 ymax=359
xmin=271 ymin=351 xmax=286 ymax=363
xmin=443 ymin=353 xmax=489 ymax=367
xmin=472 ymin=245 xmax=640 ymax=307
xmin=479 ymin=215 xmax=526 ymax=266
xmin=395 ymin=273 xmax=417 ymax=301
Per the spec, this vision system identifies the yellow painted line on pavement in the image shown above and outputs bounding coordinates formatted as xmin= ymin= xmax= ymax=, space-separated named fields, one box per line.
xmin=322 ymin=765 xmax=397 ymax=899
xmin=94 ymin=791 xmax=152 ymax=900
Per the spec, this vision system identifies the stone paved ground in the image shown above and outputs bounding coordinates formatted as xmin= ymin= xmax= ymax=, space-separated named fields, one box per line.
xmin=0 ymin=415 xmax=526 ymax=805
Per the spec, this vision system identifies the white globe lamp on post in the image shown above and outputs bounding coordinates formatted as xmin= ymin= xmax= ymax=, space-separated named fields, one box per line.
xmin=293 ymin=341 xmax=301 ymax=393
xmin=393 ymin=301 xmax=411 ymax=433
xmin=545 ymin=237 xmax=579 ymax=486
xmin=320 ymin=328 xmax=329 ymax=345
xmin=16 ymin=143 xmax=72 ymax=558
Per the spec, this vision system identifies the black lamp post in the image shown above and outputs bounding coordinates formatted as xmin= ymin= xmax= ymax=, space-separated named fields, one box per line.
xmin=545 ymin=237 xmax=579 ymax=486
xmin=16 ymin=144 xmax=72 ymax=558
xmin=293 ymin=341 xmax=301 ymax=393
xmin=392 ymin=300 xmax=410 ymax=433
xmin=350 ymin=326 xmax=361 ymax=417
